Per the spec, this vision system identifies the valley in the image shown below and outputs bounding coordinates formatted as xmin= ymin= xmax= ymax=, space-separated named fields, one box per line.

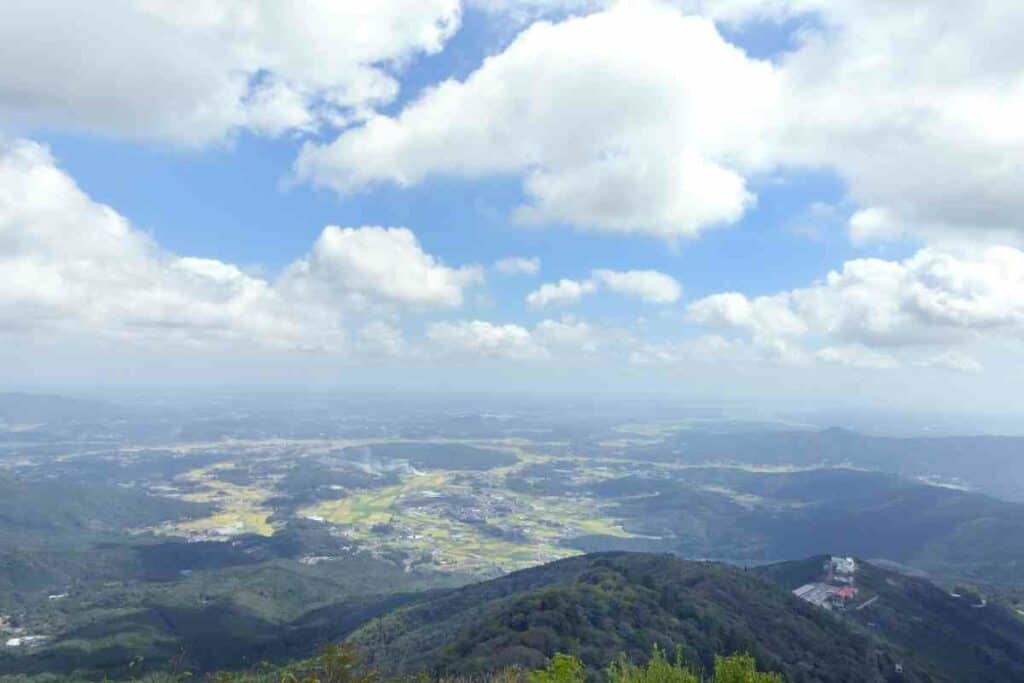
xmin=3 ymin=396 xmax=1024 ymax=680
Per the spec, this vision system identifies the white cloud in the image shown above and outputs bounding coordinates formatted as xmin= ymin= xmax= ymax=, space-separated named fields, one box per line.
xmin=533 ymin=316 xmax=598 ymax=354
xmin=687 ymin=292 xmax=807 ymax=339
xmin=494 ymin=256 xmax=541 ymax=275
xmin=592 ymin=269 xmax=681 ymax=303
xmin=425 ymin=320 xmax=544 ymax=359
xmin=0 ymin=139 xmax=479 ymax=351
xmin=847 ymin=207 xmax=904 ymax=245
xmin=0 ymin=0 xmax=461 ymax=145
xmin=291 ymin=0 xmax=1024 ymax=246
xmin=526 ymin=279 xmax=597 ymax=308
xmin=294 ymin=0 xmax=778 ymax=239
xmin=9 ymin=0 xmax=1020 ymax=250
xmin=527 ymin=268 xmax=681 ymax=308
xmin=724 ymin=0 xmax=1024 ymax=243
xmin=686 ymin=245 xmax=1024 ymax=369
xmin=280 ymin=226 xmax=482 ymax=310
xmin=426 ymin=315 xmax=600 ymax=359
xmin=355 ymin=321 xmax=408 ymax=358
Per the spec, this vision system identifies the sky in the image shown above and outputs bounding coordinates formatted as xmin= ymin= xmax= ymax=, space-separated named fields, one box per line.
xmin=2 ymin=0 xmax=1024 ymax=411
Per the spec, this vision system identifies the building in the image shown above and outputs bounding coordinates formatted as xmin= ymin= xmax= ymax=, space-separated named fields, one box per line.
xmin=826 ymin=556 xmax=856 ymax=582
xmin=831 ymin=585 xmax=859 ymax=604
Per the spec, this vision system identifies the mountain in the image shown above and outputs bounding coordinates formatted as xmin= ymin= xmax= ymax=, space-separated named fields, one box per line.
xmin=0 ymin=475 xmax=207 ymax=536
xmin=0 ymin=553 xmax=463 ymax=681
xmin=611 ymin=428 xmax=1024 ymax=503
xmin=571 ymin=468 xmax=1024 ymax=590
xmin=7 ymin=551 xmax=1024 ymax=681
xmin=348 ymin=552 xmax=934 ymax=682
xmin=0 ymin=474 xmax=215 ymax=594
xmin=757 ymin=556 xmax=1024 ymax=682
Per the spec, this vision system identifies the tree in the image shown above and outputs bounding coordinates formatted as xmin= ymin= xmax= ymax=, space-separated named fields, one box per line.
xmin=528 ymin=653 xmax=585 ymax=683
xmin=712 ymin=654 xmax=784 ymax=683
xmin=607 ymin=645 xmax=699 ymax=683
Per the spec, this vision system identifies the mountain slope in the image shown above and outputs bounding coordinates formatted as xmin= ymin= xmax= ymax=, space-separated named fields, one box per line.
xmin=0 ymin=475 xmax=207 ymax=535
xmin=757 ymin=556 xmax=1024 ymax=682
xmin=572 ymin=468 xmax=1024 ymax=590
xmin=348 ymin=552 xmax=929 ymax=682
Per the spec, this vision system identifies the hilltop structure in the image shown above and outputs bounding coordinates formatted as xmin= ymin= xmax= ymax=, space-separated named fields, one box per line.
xmin=793 ymin=556 xmax=859 ymax=609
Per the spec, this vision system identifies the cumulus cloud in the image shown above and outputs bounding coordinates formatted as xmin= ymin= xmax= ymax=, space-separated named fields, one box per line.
xmin=0 ymin=139 xmax=479 ymax=351
xmin=494 ymin=256 xmax=541 ymax=275
xmin=290 ymin=0 xmax=1024 ymax=246
xmin=426 ymin=315 xmax=599 ymax=359
xmin=719 ymin=0 xmax=1024 ymax=243
xmin=0 ymin=0 xmax=461 ymax=144
xmin=686 ymin=291 xmax=806 ymax=340
xmin=425 ymin=320 xmax=544 ymax=359
xmin=7 ymin=0 xmax=1020 ymax=249
xmin=355 ymin=321 xmax=408 ymax=358
xmin=526 ymin=279 xmax=598 ymax=308
xmin=280 ymin=226 xmax=482 ymax=310
xmin=686 ymin=246 xmax=1024 ymax=369
xmin=527 ymin=269 xmax=681 ymax=308
xmin=294 ymin=0 xmax=777 ymax=239
xmin=592 ymin=269 xmax=682 ymax=303
xmin=533 ymin=316 xmax=599 ymax=354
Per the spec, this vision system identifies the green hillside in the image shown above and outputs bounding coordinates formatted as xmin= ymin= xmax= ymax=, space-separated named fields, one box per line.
xmin=0 ymin=476 xmax=208 ymax=535
xmin=757 ymin=556 xmax=1024 ymax=681
xmin=0 ymin=475 xmax=214 ymax=595
xmin=571 ymin=468 xmax=1024 ymax=590
xmin=347 ymin=553 xmax=927 ymax=682
xmin=8 ymin=552 xmax=1024 ymax=681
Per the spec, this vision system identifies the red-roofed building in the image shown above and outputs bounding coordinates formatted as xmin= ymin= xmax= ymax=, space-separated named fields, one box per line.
xmin=834 ymin=586 xmax=858 ymax=601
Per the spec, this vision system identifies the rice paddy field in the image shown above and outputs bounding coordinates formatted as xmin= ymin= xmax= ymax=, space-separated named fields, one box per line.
xmin=147 ymin=439 xmax=644 ymax=575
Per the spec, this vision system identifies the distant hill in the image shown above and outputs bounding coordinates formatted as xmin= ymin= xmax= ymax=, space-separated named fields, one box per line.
xmin=612 ymin=427 xmax=1024 ymax=502
xmin=347 ymin=552 xmax=933 ymax=682
xmin=571 ymin=468 xmax=1024 ymax=590
xmin=0 ymin=475 xmax=206 ymax=536
xmin=0 ymin=475 xmax=212 ymax=594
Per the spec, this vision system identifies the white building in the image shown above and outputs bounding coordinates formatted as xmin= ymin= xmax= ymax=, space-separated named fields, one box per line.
xmin=829 ymin=556 xmax=856 ymax=575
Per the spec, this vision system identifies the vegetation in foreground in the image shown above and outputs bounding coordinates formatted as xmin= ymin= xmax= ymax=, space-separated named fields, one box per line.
xmin=117 ymin=644 xmax=782 ymax=683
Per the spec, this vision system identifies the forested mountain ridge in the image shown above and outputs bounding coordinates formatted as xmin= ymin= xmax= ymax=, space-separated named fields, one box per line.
xmin=348 ymin=553 xmax=937 ymax=682
xmin=757 ymin=556 xmax=1024 ymax=681
xmin=8 ymin=552 xmax=1024 ymax=681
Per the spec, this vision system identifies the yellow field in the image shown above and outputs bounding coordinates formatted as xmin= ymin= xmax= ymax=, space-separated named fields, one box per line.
xmin=300 ymin=471 xmax=449 ymax=526
xmin=164 ymin=463 xmax=276 ymax=537
xmin=294 ymin=460 xmax=636 ymax=573
xmin=154 ymin=443 xmax=640 ymax=572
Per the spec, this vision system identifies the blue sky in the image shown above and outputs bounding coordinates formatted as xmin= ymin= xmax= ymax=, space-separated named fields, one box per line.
xmin=1 ymin=1 xmax=1022 ymax=409
xmin=43 ymin=130 xmax=855 ymax=303
xmin=34 ymin=8 xmax=858 ymax=321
